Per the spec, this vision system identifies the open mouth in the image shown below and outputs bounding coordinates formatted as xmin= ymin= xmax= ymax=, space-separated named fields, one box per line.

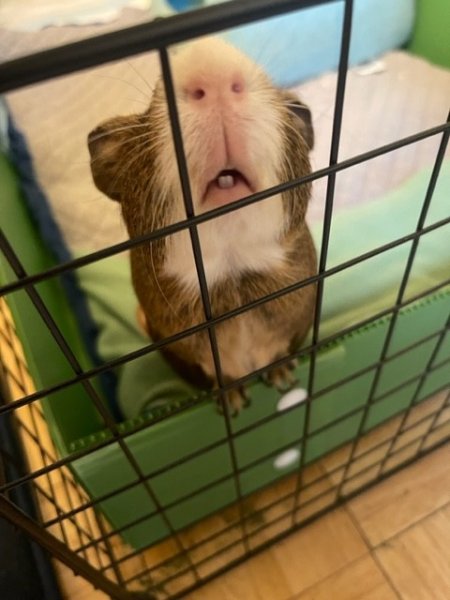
xmin=203 ymin=169 xmax=253 ymax=207
xmin=215 ymin=169 xmax=249 ymax=189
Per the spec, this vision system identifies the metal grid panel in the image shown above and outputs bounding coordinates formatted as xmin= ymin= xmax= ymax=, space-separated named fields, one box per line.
xmin=0 ymin=1 xmax=449 ymax=598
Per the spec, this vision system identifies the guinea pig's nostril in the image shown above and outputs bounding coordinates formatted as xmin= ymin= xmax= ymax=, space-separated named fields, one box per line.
xmin=231 ymin=82 xmax=243 ymax=93
xmin=192 ymin=88 xmax=205 ymax=100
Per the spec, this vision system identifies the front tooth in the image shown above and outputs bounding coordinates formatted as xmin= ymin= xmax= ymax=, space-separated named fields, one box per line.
xmin=217 ymin=174 xmax=235 ymax=189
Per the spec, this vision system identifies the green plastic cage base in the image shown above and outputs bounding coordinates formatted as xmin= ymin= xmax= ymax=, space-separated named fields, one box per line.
xmin=1 ymin=152 xmax=449 ymax=551
xmin=67 ymin=288 xmax=450 ymax=550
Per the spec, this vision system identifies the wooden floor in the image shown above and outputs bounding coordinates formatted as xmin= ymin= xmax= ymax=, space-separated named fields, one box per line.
xmin=54 ymin=443 xmax=450 ymax=600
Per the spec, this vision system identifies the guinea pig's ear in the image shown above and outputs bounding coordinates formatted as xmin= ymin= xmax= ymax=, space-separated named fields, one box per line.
xmin=289 ymin=102 xmax=314 ymax=150
xmin=281 ymin=92 xmax=314 ymax=151
xmin=88 ymin=115 xmax=141 ymax=202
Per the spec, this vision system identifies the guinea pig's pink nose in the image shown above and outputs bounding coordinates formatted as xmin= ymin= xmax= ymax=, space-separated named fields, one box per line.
xmin=191 ymin=87 xmax=206 ymax=100
xmin=185 ymin=76 xmax=245 ymax=103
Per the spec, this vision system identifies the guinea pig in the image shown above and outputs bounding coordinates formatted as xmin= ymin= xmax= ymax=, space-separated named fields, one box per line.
xmin=88 ymin=37 xmax=317 ymax=414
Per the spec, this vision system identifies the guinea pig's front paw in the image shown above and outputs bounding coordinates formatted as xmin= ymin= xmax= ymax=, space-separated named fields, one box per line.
xmin=263 ymin=359 xmax=298 ymax=393
xmin=216 ymin=387 xmax=251 ymax=417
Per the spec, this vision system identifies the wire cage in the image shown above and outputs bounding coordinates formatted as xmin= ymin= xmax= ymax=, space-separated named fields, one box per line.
xmin=0 ymin=0 xmax=449 ymax=598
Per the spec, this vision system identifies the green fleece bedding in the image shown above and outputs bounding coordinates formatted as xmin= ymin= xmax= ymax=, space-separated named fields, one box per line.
xmin=76 ymin=162 xmax=450 ymax=419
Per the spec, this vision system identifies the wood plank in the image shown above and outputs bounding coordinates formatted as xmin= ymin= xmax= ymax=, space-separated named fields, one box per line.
xmin=56 ymin=562 xmax=109 ymax=600
xmin=293 ymin=555 xmax=397 ymax=600
xmin=320 ymin=391 xmax=447 ymax=493
xmin=349 ymin=445 xmax=450 ymax=546
xmin=375 ymin=505 xmax=450 ymax=600
xmin=0 ymin=297 xmax=150 ymax=597
xmin=185 ymin=546 xmax=294 ymax=600
xmin=272 ymin=508 xmax=368 ymax=596
xmin=186 ymin=508 xmax=369 ymax=599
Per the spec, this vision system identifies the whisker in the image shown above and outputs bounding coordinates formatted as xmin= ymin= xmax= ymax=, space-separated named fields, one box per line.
xmin=88 ymin=124 xmax=149 ymax=144
xmin=114 ymin=135 xmax=156 ymax=177
xmin=127 ymin=60 xmax=155 ymax=94
xmin=128 ymin=97 xmax=152 ymax=107
xmin=278 ymin=117 xmax=305 ymax=141
xmin=88 ymin=135 xmax=151 ymax=168
xmin=141 ymin=181 xmax=183 ymax=324
xmin=96 ymin=73 xmax=151 ymax=101
xmin=249 ymin=29 xmax=275 ymax=74
xmin=75 ymin=192 xmax=120 ymax=206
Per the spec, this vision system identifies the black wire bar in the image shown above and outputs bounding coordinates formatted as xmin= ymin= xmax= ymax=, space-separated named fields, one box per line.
xmin=38 ymin=327 xmax=449 ymax=533
xmin=121 ymin=409 xmax=450 ymax=586
xmin=44 ymin=371 xmax=449 ymax=558
xmin=1 ymin=298 xmax=448 ymax=502
xmin=14 ymin=406 xmax=119 ymax=576
xmin=71 ymin=382 xmax=450 ymax=571
xmin=19 ymin=406 xmax=74 ymax=551
xmin=0 ymin=495 xmax=149 ymax=600
xmin=51 ymin=325 xmax=450 ymax=522
xmin=11 ymin=416 xmax=106 ymax=556
xmin=94 ymin=505 xmax=128 ymax=586
xmin=1 ymin=121 xmax=448 ymax=300
xmin=0 ymin=230 xmax=200 ymax=582
xmin=1 ymin=211 xmax=449 ymax=422
xmin=158 ymin=43 xmax=251 ymax=550
xmin=41 ymin=371 xmax=450 ymax=554
xmin=335 ymin=114 xmax=450 ymax=499
xmin=0 ymin=0 xmax=337 ymax=94
xmin=0 ymin=294 xmax=448 ymax=506
xmin=43 ymin=376 xmax=450 ymax=559
xmin=3 ymin=348 xmax=448 ymax=591
xmin=0 ymin=0 xmax=449 ymax=594
xmin=41 ymin=370 xmax=450 ymax=556
xmin=376 ymin=313 xmax=450 ymax=476
xmin=119 ymin=427 xmax=450 ymax=594
xmin=175 ymin=437 xmax=450 ymax=600
xmin=292 ymin=0 xmax=353 ymax=521
xmin=172 ymin=412 xmax=450 ymax=582
xmin=416 ymin=388 xmax=450 ymax=455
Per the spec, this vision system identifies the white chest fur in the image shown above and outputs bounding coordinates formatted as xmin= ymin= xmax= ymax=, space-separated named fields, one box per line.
xmin=163 ymin=194 xmax=286 ymax=291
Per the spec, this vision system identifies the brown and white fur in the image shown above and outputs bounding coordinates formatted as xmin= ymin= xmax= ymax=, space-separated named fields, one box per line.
xmin=88 ymin=38 xmax=317 ymax=413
